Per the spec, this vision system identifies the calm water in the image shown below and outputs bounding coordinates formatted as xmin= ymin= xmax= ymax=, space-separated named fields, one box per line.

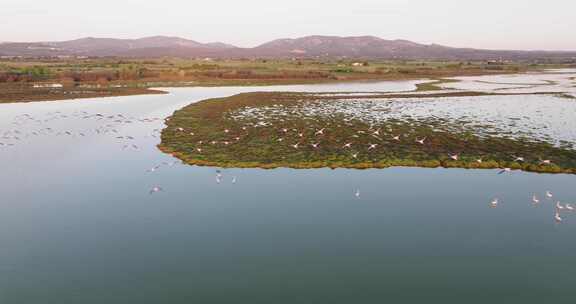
xmin=1 ymin=78 xmax=575 ymax=303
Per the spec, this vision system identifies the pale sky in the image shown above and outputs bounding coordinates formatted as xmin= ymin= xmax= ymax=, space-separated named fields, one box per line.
xmin=1 ymin=0 xmax=575 ymax=50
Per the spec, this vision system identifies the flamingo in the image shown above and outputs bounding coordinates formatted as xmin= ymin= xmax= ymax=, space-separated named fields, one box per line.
xmin=555 ymin=212 xmax=563 ymax=222
xmin=490 ymin=198 xmax=499 ymax=208
xmin=540 ymin=159 xmax=552 ymax=165
xmin=498 ymin=168 xmax=512 ymax=174
xmin=149 ymin=186 xmax=163 ymax=195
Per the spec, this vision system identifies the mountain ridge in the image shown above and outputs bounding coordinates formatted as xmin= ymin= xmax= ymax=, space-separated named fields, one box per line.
xmin=1 ymin=35 xmax=575 ymax=60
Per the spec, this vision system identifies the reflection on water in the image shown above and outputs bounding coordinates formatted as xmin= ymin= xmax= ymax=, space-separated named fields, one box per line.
xmin=0 ymin=75 xmax=575 ymax=303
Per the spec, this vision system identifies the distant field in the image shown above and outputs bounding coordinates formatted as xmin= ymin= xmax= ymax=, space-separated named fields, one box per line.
xmin=0 ymin=58 xmax=570 ymax=103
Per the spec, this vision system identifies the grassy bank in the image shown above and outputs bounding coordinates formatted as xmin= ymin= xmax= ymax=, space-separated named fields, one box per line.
xmin=159 ymin=92 xmax=576 ymax=173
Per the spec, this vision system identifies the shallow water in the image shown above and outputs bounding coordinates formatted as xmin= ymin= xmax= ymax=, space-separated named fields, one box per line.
xmin=233 ymin=94 xmax=576 ymax=148
xmin=440 ymin=70 xmax=576 ymax=94
xmin=1 ymin=76 xmax=575 ymax=303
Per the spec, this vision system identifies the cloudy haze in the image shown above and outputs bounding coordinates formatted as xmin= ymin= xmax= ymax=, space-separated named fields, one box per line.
xmin=1 ymin=0 xmax=575 ymax=50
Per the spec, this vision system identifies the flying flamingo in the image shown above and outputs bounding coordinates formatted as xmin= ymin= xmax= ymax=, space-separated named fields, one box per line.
xmin=490 ymin=198 xmax=499 ymax=208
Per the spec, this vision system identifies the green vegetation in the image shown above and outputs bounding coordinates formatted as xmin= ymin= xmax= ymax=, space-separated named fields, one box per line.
xmin=159 ymin=92 xmax=576 ymax=173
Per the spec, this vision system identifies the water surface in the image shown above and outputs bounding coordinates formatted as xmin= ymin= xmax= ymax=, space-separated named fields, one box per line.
xmin=1 ymin=76 xmax=575 ymax=304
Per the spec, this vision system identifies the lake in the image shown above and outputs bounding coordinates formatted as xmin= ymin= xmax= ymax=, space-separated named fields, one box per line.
xmin=1 ymin=73 xmax=575 ymax=303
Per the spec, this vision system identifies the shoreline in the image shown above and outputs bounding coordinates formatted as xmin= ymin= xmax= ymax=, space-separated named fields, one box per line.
xmin=0 ymin=68 xmax=542 ymax=104
xmin=158 ymin=146 xmax=575 ymax=174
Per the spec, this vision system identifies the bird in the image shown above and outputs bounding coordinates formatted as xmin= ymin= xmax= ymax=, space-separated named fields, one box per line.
xmin=556 ymin=202 xmax=565 ymax=210
xmin=476 ymin=158 xmax=483 ymax=164
xmin=498 ymin=168 xmax=512 ymax=174
xmin=490 ymin=198 xmax=499 ymax=208
xmin=532 ymin=195 xmax=540 ymax=205
xmin=343 ymin=143 xmax=352 ymax=149
xmin=355 ymin=189 xmax=360 ymax=198
xmin=513 ymin=156 xmax=525 ymax=162
xmin=351 ymin=153 xmax=359 ymax=159
xmin=311 ymin=143 xmax=320 ymax=149
xmin=539 ymin=159 xmax=552 ymax=165
xmin=565 ymin=204 xmax=574 ymax=211
xmin=392 ymin=135 xmax=401 ymax=141
xmin=555 ymin=212 xmax=563 ymax=223
xmin=416 ymin=137 xmax=426 ymax=145
xmin=449 ymin=153 xmax=459 ymax=161
xmin=231 ymin=176 xmax=237 ymax=184
xmin=368 ymin=143 xmax=378 ymax=150
xmin=292 ymin=143 xmax=299 ymax=149
xmin=315 ymin=128 xmax=325 ymax=136
xmin=546 ymin=191 xmax=553 ymax=199
xmin=149 ymin=186 xmax=163 ymax=195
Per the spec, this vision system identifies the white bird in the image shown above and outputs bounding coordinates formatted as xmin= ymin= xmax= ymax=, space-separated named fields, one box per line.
xmin=416 ymin=137 xmax=426 ymax=145
xmin=372 ymin=129 xmax=381 ymax=136
xmin=311 ymin=143 xmax=320 ymax=149
xmin=532 ymin=195 xmax=540 ymax=205
xmin=343 ymin=143 xmax=352 ymax=148
xmin=368 ymin=143 xmax=378 ymax=150
xmin=498 ymin=168 xmax=512 ymax=175
xmin=351 ymin=153 xmax=358 ymax=159
xmin=355 ymin=189 xmax=360 ymax=198
xmin=546 ymin=191 xmax=553 ymax=199
xmin=490 ymin=198 xmax=499 ymax=208
xmin=392 ymin=135 xmax=401 ymax=141
xmin=513 ymin=156 xmax=525 ymax=162
xmin=232 ymin=176 xmax=237 ymax=184
xmin=555 ymin=212 xmax=563 ymax=222
xmin=540 ymin=159 xmax=552 ymax=165
xmin=449 ymin=153 xmax=459 ymax=161
xmin=556 ymin=202 xmax=565 ymax=210
xmin=149 ymin=186 xmax=163 ymax=194
xmin=292 ymin=143 xmax=299 ymax=149
xmin=565 ymin=204 xmax=574 ymax=211
xmin=315 ymin=128 xmax=325 ymax=136
xmin=476 ymin=158 xmax=483 ymax=164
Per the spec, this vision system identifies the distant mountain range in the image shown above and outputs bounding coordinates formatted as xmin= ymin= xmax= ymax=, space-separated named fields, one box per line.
xmin=1 ymin=35 xmax=575 ymax=60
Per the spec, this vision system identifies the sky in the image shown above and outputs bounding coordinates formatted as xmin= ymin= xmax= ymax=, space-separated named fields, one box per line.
xmin=1 ymin=0 xmax=575 ymax=50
